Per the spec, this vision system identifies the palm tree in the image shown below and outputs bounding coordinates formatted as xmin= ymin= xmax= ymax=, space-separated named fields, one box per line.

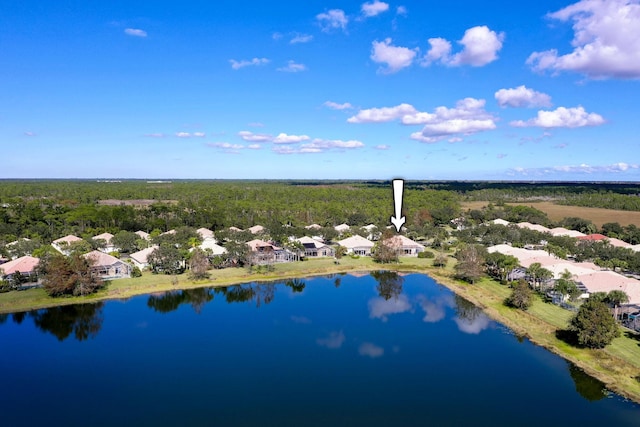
xmin=554 ymin=269 xmax=578 ymax=303
xmin=605 ymin=290 xmax=629 ymax=322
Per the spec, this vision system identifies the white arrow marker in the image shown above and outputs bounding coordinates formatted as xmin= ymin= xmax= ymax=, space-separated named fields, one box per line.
xmin=390 ymin=179 xmax=406 ymax=232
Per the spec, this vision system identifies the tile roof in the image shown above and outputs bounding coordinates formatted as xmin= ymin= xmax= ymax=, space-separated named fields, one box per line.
xmin=129 ymin=246 xmax=158 ymax=264
xmin=83 ymin=250 xmax=123 ymax=267
xmin=337 ymin=235 xmax=374 ymax=249
xmin=53 ymin=235 xmax=83 ymax=244
xmin=0 ymin=256 xmax=40 ymax=275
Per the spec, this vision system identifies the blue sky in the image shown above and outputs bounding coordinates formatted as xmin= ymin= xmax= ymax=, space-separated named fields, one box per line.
xmin=2 ymin=0 xmax=640 ymax=180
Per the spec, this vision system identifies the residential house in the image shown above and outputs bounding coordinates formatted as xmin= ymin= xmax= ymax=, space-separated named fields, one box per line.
xmin=5 ymin=238 xmax=31 ymax=259
xmin=83 ymin=251 xmax=131 ymax=279
xmin=305 ymin=224 xmax=322 ymax=230
xmin=129 ymin=246 xmax=159 ymax=270
xmin=337 ymin=235 xmax=374 ymax=256
xmin=296 ymin=236 xmax=335 ymax=257
xmin=246 ymin=239 xmax=291 ymax=264
xmin=384 ymin=235 xmax=425 ymax=256
xmin=196 ymin=228 xmax=216 ymax=241
xmin=92 ymin=232 xmax=117 ymax=253
xmin=334 ymin=223 xmax=350 ymax=234
xmin=0 ymin=255 xmax=40 ymax=286
xmin=362 ymin=224 xmax=380 ymax=240
xmin=549 ymin=227 xmax=585 ymax=238
xmin=135 ymin=230 xmax=151 ymax=241
xmin=52 ymin=235 xmax=83 ymax=255
xmin=197 ymin=239 xmax=227 ymax=256
xmin=248 ymin=225 xmax=265 ymax=234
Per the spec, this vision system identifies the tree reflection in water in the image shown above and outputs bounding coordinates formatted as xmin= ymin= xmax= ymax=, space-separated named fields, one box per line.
xmin=284 ymin=279 xmax=306 ymax=293
xmin=569 ymin=363 xmax=607 ymax=401
xmin=32 ymin=303 xmax=104 ymax=342
xmin=454 ymin=295 xmax=482 ymax=322
xmin=370 ymin=271 xmax=404 ymax=300
xmin=147 ymin=288 xmax=214 ymax=314
xmin=215 ymin=282 xmax=277 ymax=307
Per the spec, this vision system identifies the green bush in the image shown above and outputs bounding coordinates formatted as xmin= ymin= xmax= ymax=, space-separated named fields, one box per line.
xmin=418 ymin=251 xmax=435 ymax=259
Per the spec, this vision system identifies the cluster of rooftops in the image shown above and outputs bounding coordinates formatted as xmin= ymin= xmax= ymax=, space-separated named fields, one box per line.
xmin=0 ymin=223 xmax=426 ymax=285
xmin=487 ymin=219 xmax=640 ymax=308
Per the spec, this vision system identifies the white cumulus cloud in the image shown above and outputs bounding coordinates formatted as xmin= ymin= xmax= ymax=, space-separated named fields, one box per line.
xmin=348 ymin=103 xmax=417 ymax=123
xmin=349 ymin=98 xmax=497 ymax=143
xmin=290 ymin=34 xmax=313 ymax=44
xmin=510 ymin=106 xmax=605 ymax=128
xmin=509 ymin=162 xmax=639 ymax=177
xmin=527 ymin=0 xmax=640 ymax=79
xmin=238 ymin=131 xmax=272 ymax=142
xmin=124 ymin=28 xmax=147 ymax=37
xmin=277 ymin=60 xmax=307 ymax=72
xmin=207 ymin=142 xmax=245 ymax=151
xmin=362 ymin=0 xmax=390 ymax=17
xmin=317 ymin=9 xmax=348 ymax=32
xmin=229 ymin=57 xmax=270 ymax=70
xmin=495 ymin=85 xmax=552 ymax=108
xmin=324 ymin=101 xmax=354 ymax=110
xmin=423 ymin=26 xmax=504 ymax=67
xmin=272 ymin=133 xmax=311 ymax=144
xmin=406 ymin=98 xmax=497 ymax=143
xmin=273 ymin=138 xmax=365 ymax=154
xmin=371 ymin=38 xmax=418 ymax=73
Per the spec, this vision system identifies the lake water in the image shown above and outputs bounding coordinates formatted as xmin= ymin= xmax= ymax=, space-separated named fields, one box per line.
xmin=1 ymin=272 xmax=639 ymax=426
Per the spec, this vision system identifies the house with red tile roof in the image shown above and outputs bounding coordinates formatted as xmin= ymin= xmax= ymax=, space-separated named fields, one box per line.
xmin=0 ymin=255 xmax=40 ymax=283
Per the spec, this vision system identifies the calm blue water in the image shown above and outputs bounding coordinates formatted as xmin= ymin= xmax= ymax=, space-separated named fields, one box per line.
xmin=1 ymin=272 xmax=639 ymax=426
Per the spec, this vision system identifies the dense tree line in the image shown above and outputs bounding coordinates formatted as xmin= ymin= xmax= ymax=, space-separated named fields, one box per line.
xmin=0 ymin=180 xmax=460 ymax=245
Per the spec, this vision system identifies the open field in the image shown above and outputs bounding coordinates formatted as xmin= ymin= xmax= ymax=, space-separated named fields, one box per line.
xmin=462 ymin=200 xmax=640 ymax=228
xmin=2 ymin=256 xmax=640 ymax=404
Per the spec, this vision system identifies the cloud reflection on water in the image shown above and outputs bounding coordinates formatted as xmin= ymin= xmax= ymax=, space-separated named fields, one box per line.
xmin=417 ymin=294 xmax=454 ymax=323
xmin=316 ymin=330 xmax=346 ymax=349
xmin=358 ymin=342 xmax=384 ymax=358
xmin=368 ymin=294 xmax=412 ymax=321
xmin=454 ymin=314 xmax=491 ymax=334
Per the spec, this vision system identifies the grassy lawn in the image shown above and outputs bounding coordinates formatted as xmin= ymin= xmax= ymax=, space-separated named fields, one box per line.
xmin=2 ymin=254 xmax=640 ymax=403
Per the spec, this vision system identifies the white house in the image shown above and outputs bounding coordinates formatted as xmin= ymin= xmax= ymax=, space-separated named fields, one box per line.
xmin=52 ymin=235 xmax=84 ymax=255
xmin=92 ymin=232 xmax=117 ymax=253
xmin=196 ymin=228 xmax=215 ymax=241
xmin=129 ymin=246 xmax=158 ymax=270
xmin=246 ymin=239 xmax=291 ymax=264
xmin=135 ymin=230 xmax=151 ymax=241
xmin=334 ymin=223 xmax=350 ymax=234
xmin=295 ymin=236 xmax=335 ymax=257
xmin=383 ymin=235 xmax=425 ymax=256
xmin=248 ymin=225 xmax=265 ymax=234
xmin=198 ymin=239 xmax=227 ymax=256
xmin=0 ymin=255 xmax=40 ymax=284
xmin=337 ymin=235 xmax=374 ymax=256
xmin=83 ymin=250 xmax=131 ymax=279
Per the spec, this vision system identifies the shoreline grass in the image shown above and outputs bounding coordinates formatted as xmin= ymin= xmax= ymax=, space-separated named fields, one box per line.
xmin=2 ymin=256 xmax=640 ymax=403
